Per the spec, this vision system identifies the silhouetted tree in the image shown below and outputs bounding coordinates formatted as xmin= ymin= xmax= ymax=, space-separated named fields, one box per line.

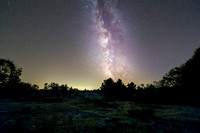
xmin=32 ymin=84 xmax=39 ymax=90
xmin=159 ymin=66 xmax=183 ymax=88
xmin=159 ymin=47 xmax=200 ymax=89
xmin=15 ymin=82 xmax=39 ymax=97
xmin=44 ymin=83 xmax=48 ymax=90
xmin=181 ymin=47 xmax=200 ymax=88
xmin=0 ymin=59 xmax=22 ymax=98
xmin=100 ymin=78 xmax=137 ymax=100
xmin=127 ymin=82 xmax=136 ymax=90
xmin=127 ymin=82 xmax=137 ymax=96
xmin=115 ymin=79 xmax=127 ymax=100
xmin=48 ymin=82 xmax=60 ymax=96
xmin=60 ymin=84 xmax=69 ymax=95
xmin=158 ymin=47 xmax=200 ymax=105
xmin=42 ymin=83 xmax=69 ymax=97
xmin=100 ymin=78 xmax=115 ymax=99
xmin=0 ymin=59 xmax=22 ymax=85
xmin=144 ymin=84 xmax=156 ymax=101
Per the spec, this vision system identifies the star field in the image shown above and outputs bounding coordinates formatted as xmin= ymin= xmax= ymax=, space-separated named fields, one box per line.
xmin=0 ymin=0 xmax=200 ymax=89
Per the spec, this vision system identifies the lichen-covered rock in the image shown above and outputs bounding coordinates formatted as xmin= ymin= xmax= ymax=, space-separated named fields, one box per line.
xmin=95 ymin=117 xmax=116 ymax=132
xmin=82 ymin=92 xmax=104 ymax=101
xmin=0 ymin=120 xmax=19 ymax=133
xmin=119 ymin=119 xmax=136 ymax=127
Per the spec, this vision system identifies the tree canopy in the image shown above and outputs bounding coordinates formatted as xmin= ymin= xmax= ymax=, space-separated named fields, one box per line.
xmin=100 ymin=78 xmax=136 ymax=100
xmin=159 ymin=47 xmax=200 ymax=89
xmin=0 ymin=59 xmax=22 ymax=86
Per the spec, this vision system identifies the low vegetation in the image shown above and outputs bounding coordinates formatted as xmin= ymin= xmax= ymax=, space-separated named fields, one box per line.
xmin=1 ymin=97 xmax=200 ymax=133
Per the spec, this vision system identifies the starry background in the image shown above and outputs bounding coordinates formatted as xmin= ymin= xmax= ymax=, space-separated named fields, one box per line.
xmin=0 ymin=0 xmax=200 ymax=89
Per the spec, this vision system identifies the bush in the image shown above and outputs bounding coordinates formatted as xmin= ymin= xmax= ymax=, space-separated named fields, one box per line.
xmin=128 ymin=108 xmax=154 ymax=119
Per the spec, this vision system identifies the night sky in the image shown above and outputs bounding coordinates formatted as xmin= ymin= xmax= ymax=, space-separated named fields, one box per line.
xmin=1 ymin=0 xmax=200 ymax=89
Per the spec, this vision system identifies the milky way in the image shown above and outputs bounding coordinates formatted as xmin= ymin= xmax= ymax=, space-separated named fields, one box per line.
xmin=1 ymin=0 xmax=199 ymax=89
xmin=89 ymin=0 xmax=127 ymax=80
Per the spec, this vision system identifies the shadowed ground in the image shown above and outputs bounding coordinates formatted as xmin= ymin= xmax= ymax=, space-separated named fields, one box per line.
xmin=0 ymin=96 xmax=200 ymax=133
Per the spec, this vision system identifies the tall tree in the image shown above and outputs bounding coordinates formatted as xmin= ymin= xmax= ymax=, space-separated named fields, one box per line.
xmin=159 ymin=47 xmax=200 ymax=89
xmin=0 ymin=59 xmax=22 ymax=86
xmin=100 ymin=78 xmax=115 ymax=97
xmin=158 ymin=47 xmax=200 ymax=104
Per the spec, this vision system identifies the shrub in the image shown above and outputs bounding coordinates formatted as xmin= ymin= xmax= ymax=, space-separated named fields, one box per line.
xmin=128 ymin=108 xmax=154 ymax=119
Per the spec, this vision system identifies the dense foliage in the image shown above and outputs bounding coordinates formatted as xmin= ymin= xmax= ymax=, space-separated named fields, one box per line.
xmin=100 ymin=78 xmax=136 ymax=100
xmin=0 ymin=47 xmax=199 ymax=105
xmin=157 ymin=47 xmax=200 ymax=105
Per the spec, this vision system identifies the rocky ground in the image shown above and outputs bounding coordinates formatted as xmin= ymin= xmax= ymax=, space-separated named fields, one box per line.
xmin=0 ymin=97 xmax=200 ymax=133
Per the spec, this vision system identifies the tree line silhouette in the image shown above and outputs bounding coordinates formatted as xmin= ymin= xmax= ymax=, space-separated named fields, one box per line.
xmin=0 ymin=47 xmax=200 ymax=105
